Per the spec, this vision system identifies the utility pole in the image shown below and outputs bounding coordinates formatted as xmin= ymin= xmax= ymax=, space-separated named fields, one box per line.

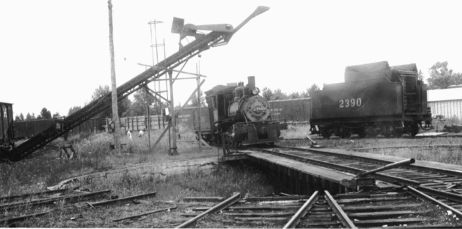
xmin=196 ymin=61 xmax=202 ymax=151
xmin=107 ymin=0 xmax=120 ymax=152
xmin=168 ymin=70 xmax=178 ymax=155
xmin=148 ymin=20 xmax=164 ymax=149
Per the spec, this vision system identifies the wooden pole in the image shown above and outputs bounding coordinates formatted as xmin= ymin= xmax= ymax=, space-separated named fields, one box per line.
xmin=107 ymin=0 xmax=120 ymax=152
xmin=168 ymin=70 xmax=178 ymax=155
xmin=196 ymin=63 xmax=202 ymax=151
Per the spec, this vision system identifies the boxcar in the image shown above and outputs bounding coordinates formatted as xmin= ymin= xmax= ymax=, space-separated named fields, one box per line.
xmin=269 ymin=98 xmax=311 ymax=124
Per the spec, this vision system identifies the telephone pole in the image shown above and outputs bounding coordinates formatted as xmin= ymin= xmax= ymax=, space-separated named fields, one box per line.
xmin=107 ymin=0 xmax=120 ymax=152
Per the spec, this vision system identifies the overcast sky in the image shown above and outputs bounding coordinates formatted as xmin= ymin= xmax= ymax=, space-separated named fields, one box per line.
xmin=1 ymin=0 xmax=461 ymax=116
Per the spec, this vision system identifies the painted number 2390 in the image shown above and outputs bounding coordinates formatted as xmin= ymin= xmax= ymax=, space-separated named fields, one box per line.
xmin=339 ymin=98 xmax=362 ymax=108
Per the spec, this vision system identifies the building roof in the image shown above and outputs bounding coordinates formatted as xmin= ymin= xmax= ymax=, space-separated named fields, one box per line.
xmin=428 ymin=87 xmax=462 ymax=102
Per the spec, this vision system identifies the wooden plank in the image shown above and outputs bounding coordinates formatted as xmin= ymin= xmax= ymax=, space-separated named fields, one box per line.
xmin=336 ymin=196 xmax=411 ymax=204
xmin=343 ymin=203 xmax=422 ymax=212
xmin=348 ymin=210 xmax=430 ymax=219
xmin=354 ymin=217 xmax=425 ymax=226
xmin=224 ymin=212 xmax=295 ymax=217
xmin=244 ymin=150 xmax=355 ymax=183
xmin=234 ymin=217 xmax=288 ymax=222
xmin=192 ymin=205 xmax=301 ymax=211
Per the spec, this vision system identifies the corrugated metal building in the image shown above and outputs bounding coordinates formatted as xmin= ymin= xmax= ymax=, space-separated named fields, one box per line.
xmin=427 ymin=87 xmax=462 ymax=121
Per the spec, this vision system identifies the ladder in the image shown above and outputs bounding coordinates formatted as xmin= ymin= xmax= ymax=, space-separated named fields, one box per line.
xmin=8 ymin=6 xmax=269 ymax=161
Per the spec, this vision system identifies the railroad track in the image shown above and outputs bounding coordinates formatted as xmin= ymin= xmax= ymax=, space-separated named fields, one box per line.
xmin=0 ymin=188 xmax=157 ymax=226
xmin=247 ymin=146 xmax=462 ymax=213
xmin=176 ymin=188 xmax=462 ymax=228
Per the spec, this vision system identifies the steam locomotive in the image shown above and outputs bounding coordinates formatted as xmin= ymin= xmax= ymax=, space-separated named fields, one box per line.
xmin=199 ymin=76 xmax=282 ymax=147
xmin=310 ymin=61 xmax=432 ymax=138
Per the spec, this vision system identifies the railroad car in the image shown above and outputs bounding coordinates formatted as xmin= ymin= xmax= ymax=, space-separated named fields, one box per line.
xmin=197 ymin=76 xmax=282 ymax=147
xmin=269 ymin=98 xmax=311 ymax=124
xmin=310 ymin=61 xmax=432 ymax=138
xmin=0 ymin=102 xmax=14 ymax=158
xmin=14 ymin=119 xmax=56 ymax=139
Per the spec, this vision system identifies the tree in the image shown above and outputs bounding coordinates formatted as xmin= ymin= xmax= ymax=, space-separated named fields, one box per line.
xmin=15 ymin=113 xmax=24 ymax=121
xmin=129 ymin=88 xmax=156 ymax=116
xmin=68 ymin=106 xmax=81 ymax=116
xmin=307 ymin=84 xmax=320 ymax=97
xmin=90 ymin=85 xmax=130 ymax=117
xmin=25 ymin=113 xmax=32 ymax=120
xmin=288 ymin=92 xmax=301 ymax=99
xmin=262 ymin=87 xmax=273 ymax=101
xmin=52 ymin=112 xmax=61 ymax=119
xmin=427 ymin=61 xmax=462 ymax=89
xmin=92 ymin=85 xmax=110 ymax=101
xmin=271 ymin=89 xmax=288 ymax=100
xmin=40 ymin=107 xmax=52 ymax=119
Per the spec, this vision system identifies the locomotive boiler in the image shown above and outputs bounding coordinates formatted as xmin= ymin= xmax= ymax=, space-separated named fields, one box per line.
xmin=310 ymin=61 xmax=432 ymax=138
xmin=202 ymin=76 xmax=282 ymax=147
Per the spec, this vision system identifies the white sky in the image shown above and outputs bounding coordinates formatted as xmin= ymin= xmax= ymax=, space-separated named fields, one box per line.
xmin=1 ymin=0 xmax=461 ymax=116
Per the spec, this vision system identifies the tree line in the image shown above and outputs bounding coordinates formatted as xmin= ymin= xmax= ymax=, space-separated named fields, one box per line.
xmin=427 ymin=61 xmax=462 ymax=89
xmin=14 ymin=61 xmax=459 ymax=121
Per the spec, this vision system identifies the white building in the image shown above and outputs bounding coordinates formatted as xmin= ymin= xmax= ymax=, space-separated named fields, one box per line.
xmin=427 ymin=87 xmax=462 ymax=121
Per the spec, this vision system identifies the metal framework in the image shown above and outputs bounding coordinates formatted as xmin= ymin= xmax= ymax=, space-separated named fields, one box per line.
xmin=8 ymin=6 xmax=269 ymax=161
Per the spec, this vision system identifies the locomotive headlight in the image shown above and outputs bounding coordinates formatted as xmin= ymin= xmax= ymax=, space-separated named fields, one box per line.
xmin=252 ymin=87 xmax=260 ymax=95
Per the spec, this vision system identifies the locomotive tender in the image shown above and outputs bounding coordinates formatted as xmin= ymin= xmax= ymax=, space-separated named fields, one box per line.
xmin=310 ymin=61 xmax=432 ymax=138
xmin=201 ymin=76 xmax=282 ymax=146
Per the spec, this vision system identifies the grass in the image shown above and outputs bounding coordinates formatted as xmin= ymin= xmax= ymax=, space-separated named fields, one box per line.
xmin=279 ymin=123 xmax=462 ymax=165
xmin=1 ymin=126 xmax=275 ymax=227
xmin=15 ymin=163 xmax=274 ymax=227
xmin=0 ymin=125 xmax=212 ymax=196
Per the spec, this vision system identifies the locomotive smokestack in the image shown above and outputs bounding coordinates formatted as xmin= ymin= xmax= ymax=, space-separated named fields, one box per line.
xmin=247 ymin=76 xmax=255 ymax=90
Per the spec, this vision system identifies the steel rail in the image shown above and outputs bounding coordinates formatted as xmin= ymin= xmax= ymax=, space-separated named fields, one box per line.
xmin=87 ymin=191 xmax=157 ymax=207
xmin=406 ymin=186 xmax=462 ymax=218
xmin=0 ymin=189 xmax=67 ymax=203
xmin=324 ymin=190 xmax=357 ymax=229
xmin=282 ymin=191 xmax=319 ymax=229
xmin=0 ymin=191 xmax=157 ymax=225
xmin=0 ymin=189 xmax=111 ymax=210
xmin=0 ymin=210 xmax=53 ymax=225
xmin=175 ymin=192 xmax=241 ymax=228
xmin=287 ymin=146 xmax=462 ymax=177
xmin=113 ymin=205 xmax=177 ymax=222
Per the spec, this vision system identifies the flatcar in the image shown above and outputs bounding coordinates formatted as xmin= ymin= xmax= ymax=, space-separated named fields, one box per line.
xmin=0 ymin=102 xmax=14 ymax=158
xmin=310 ymin=61 xmax=432 ymax=138
xmin=197 ymin=76 xmax=283 ymax=148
